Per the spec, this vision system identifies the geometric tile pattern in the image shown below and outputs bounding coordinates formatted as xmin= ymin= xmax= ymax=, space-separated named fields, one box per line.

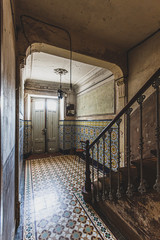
xmin=59 ymin=120 xmax=118 ymax=170
xmin=23 ymin=155 xmax=117 ymax=239
xmin=75 ymin=192 xmax=116 ymax=240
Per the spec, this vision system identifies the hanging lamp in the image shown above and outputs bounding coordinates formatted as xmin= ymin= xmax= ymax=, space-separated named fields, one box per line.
xmin=54 ymin=68 xmax=68 ymax=99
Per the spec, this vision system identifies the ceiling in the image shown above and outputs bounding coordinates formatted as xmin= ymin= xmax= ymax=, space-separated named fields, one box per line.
xmin=24 ymin=52 xmax=111 ymax=85
xmin=16 ymin=0 xmax=160 ymax=51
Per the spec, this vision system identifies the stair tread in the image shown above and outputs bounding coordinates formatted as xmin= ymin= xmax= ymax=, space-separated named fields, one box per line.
xmin=131 ymin=156 xmax=157 ymax=164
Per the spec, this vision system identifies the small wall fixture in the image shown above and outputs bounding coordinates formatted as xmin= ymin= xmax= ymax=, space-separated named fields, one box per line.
xmin=54 ymin=68 xmax=68 ymax=99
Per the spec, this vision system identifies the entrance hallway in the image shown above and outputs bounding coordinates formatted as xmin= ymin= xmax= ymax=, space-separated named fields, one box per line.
xmin=15 ymin=155 xmax=116 ymax=240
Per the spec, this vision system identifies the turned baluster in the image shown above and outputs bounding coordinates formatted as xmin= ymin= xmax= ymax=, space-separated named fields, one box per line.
xmin=91 ymin=145 xmax=95 ymax=204
xmin=137 ymin=95 xmax=146 ymax=194
xmin=116 ymin=119 xmax=122 ymax=199
xmin=126 ymin=108 xmax=133 ymax=197
xmin=102 ymin=134 xmax=106 ymax=200
xmin=96 ymin=140 xmax=100 ymax=201
xmin=108 ymin=128 xmax=113 ymax=200
xmin=152 ymin=78 xmax=160 ymax=192
xmin=84 ymin=140 xmax=91 ymax=192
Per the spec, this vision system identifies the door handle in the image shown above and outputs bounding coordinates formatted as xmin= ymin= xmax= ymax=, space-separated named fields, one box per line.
xmin=42 ymin=128 xmax=47 ymax=134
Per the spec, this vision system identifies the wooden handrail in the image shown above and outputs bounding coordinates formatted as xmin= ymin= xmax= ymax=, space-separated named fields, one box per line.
xmin=89 ymin=68 xmax=160 ymax=149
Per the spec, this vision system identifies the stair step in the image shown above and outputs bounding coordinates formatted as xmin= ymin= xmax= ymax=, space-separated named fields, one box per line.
xmin=95 ymin=166 xmax=138 ymax=193
xmin=92 ymin=191 xmax=160 ymax=240
xmin=93 ymin=157 xmax=158 ymax=196
xmin=131 ymin=157 xmax=157 ymax=187
xmin=93 ymin=200 xmax=142 ymax=240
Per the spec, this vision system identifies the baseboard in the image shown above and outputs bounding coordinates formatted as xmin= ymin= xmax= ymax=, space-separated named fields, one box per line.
xmin=23 ymin=152 xmax=32 ymax=159
xmin=59 ymin=148 xmax=73 ymax=155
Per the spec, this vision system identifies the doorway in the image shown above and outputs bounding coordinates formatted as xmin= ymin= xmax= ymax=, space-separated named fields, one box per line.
xmin=31 ymin=97 xmax=58 ymax=153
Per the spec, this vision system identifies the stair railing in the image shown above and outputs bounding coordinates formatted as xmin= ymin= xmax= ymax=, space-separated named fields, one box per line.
xmin=83 ymin=68 xmax=160 ymax=203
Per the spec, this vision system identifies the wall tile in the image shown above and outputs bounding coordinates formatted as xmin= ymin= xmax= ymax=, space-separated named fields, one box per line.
xmin=59 ymin=120 xmax=118 ymax=171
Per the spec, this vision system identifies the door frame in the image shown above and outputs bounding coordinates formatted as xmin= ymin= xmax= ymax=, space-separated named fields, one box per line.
xmin=31 ymin=96 xmax=59 ymax=153
xmin=0 ymin=0 xmax=2 ymax=237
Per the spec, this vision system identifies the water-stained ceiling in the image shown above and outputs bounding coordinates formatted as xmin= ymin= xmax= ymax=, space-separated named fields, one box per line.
xmin=16 ymin=0 xmax=160 ymax=50
xmin=16 ymin=0 xmax=160 ymax=73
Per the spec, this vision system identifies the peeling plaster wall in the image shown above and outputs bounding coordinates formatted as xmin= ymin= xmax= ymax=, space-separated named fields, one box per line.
xmin=128 ymin=32 xmax=160 ymax=100
xmin=1 ymin=0 xmax=16 ymax=239
xmin=76 ymin=79 xmax=115 ymax=117
xmin=130 ymin=91 xmax=160 ymax=160
xmin=75 ymin=72 xmax=115 ymax=119
xmin=103 ymin=193 xmax=160 ymax=240
xmin=128 ymin=32 xmax=160 ymax=161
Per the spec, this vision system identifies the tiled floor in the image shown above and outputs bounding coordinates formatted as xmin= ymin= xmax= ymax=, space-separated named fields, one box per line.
xmin=16 ymin=155 xmax=116 ymax=240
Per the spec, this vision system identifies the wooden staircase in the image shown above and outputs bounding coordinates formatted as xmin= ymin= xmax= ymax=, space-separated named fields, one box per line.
xmin=93 ymin=156 xmax=160 ymax=240
xmin=81 ymin=69 xmax=160 ymax=240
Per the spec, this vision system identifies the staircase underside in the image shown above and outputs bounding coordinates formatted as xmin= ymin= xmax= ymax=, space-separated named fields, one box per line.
xmin=87 ymin=157 xmax=160 ymax=240
xmin=93 ymin=191 xmax=160 ymax=240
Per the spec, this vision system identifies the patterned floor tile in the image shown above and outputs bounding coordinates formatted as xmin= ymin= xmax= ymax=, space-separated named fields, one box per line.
xmin=21 ymin=155 xmax=116 ymax=240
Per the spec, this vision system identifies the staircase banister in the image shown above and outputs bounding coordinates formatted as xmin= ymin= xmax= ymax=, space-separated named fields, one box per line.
xmin=89 ymin=68 xmax=160 ymax=149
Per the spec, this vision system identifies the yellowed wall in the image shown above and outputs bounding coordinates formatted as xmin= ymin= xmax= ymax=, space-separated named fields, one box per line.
xmin=128 ymin=32 xmax=160 ymax=100
xmin=127 ymin=32 xmax=160 ymax=166
xmin=76 ymin=79 xmax=115 ymax=117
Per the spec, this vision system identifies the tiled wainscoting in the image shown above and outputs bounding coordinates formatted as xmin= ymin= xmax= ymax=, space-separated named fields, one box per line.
xmin=23 ymin=120 xmax=118 ymax=170
xmin=23 ymin=120 xmax=32 ymax=157
xmin=59 ymin=120 xmax=118 ymax=170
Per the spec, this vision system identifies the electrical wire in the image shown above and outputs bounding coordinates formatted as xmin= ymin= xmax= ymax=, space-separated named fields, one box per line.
xmin=20 ymin=15 xmax=72 ymax=90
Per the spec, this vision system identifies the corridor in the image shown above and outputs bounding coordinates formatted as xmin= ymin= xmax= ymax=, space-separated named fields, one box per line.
xmin=15 ymin=155 xmax=116 ymax=240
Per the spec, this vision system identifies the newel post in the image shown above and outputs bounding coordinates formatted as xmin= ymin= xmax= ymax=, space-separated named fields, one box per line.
xmin=82 ymin=140 xmax=92 ymax=203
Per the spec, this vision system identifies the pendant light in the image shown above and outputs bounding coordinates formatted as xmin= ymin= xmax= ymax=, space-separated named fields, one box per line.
xmin=54 ymin=68 xmax=68 ymax=99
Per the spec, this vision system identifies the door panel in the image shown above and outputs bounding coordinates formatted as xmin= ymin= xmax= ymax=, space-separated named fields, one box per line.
xmin=32 ymin=98 xmax=58 ymax=154
xmin=32 ymin=99 xmax=45 ymax=153
xmin=47 ymin=99 xmax=58 ymax=152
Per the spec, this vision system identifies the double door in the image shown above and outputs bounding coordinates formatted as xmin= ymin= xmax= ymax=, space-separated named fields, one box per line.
xmin=32 ymin=98 xmax=58 ymax=153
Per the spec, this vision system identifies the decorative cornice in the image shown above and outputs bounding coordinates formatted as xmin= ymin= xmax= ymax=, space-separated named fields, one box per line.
xmin=75 ymin=69 xmax=113 ymax=94
xmin=116 ymin=78 xmax=125 ymax=86
xmin=24 ymin=79 xmax=70 ymax=92
xmin=73 ymin=67 xmax=100 ymax=85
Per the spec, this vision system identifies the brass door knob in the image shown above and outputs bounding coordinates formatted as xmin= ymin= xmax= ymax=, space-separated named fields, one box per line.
xmin=42 ymin=128 xmax=47 ymax=134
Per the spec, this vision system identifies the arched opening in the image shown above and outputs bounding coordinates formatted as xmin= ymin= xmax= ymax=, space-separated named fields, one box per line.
xmin=20 ymin=43 xmax=124 ymax=155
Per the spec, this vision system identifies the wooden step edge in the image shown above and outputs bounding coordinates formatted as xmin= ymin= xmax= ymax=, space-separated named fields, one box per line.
xmin=93 ymin=201 xmax=143 ymax=240
xmin=131 ymin=156 xmax=157 ymax=164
